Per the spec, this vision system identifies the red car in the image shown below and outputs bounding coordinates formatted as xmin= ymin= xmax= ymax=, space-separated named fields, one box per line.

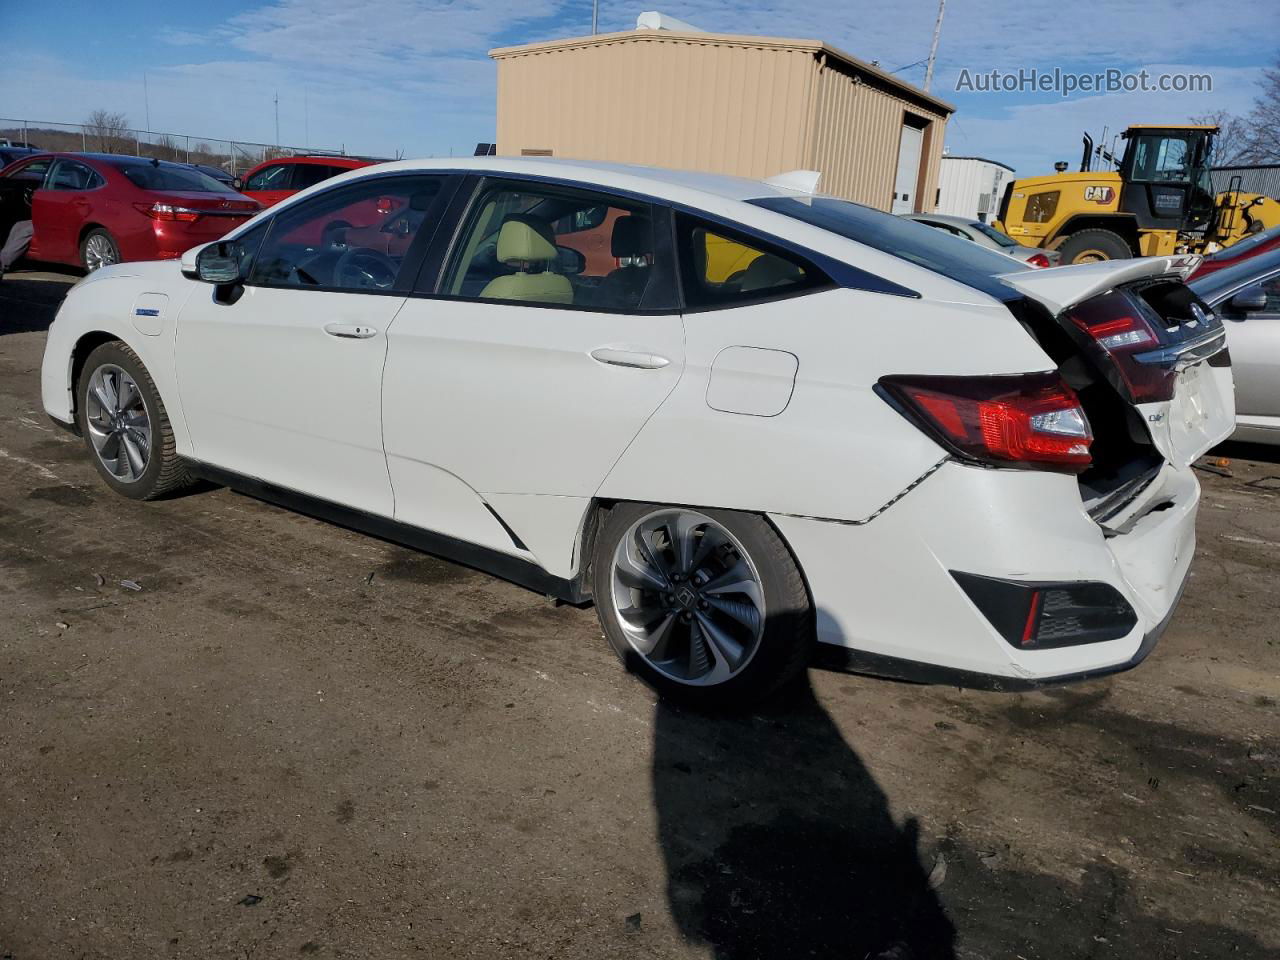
xmin=1189 ymin=224 xmax=1280 ymax=280
xmin=0 ymin=152 xmax=260 ymax=271
xmin=236 ymin=155 xmax=380 ymax=208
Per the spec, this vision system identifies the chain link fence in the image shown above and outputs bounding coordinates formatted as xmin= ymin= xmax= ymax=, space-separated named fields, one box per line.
xmin=0 ymin=118 xmax=361 ymax=177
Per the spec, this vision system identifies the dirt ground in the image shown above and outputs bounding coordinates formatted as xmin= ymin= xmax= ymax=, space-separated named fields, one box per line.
xmin=1 ymin=269 xmax=1277 ymax=960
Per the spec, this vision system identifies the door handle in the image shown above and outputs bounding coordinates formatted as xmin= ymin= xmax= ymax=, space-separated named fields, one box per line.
xmin=323 ymin=322 xmax=378 ymax=339
xmin=589 ymin=347 xmax=670 ymax=369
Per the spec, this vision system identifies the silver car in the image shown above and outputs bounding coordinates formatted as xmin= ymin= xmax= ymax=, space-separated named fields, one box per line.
xmin=903 ymin=213 xmax=1061 ymax=268
xmin=1190 ymin=247 xmax=1280 ymax=444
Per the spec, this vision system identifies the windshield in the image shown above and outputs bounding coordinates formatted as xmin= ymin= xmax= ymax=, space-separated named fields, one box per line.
xmin=115 ymin=162 xmax=235 ymax=193
xmin=1190 ymin=247 xmax=1280 ymax=303
xmin=970 ymin=220 xmax=1018 ymax=247
xmin=749 ymin=196 xmax=1029 ymax=295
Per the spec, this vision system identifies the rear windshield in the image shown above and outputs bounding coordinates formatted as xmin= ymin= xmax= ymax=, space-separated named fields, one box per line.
xmin=971 ymin=220 xmax=1018 ymax=247
xmin=115 ymin=162 xmax=235 ymax=193
xmin=748 ymin=196 xmax=1029 ymax=294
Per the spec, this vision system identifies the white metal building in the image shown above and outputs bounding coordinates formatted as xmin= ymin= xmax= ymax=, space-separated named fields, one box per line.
xmin=935 ymin=155 xmax=1015 ymax=222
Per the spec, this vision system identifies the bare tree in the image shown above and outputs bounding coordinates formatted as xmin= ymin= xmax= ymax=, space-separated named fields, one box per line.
xmin=84 ymin=109 xmax=130 ymax=153
xmin=1240 ymin=57 xmax=1280 ymax=163
xmin=1191 ymin=110 xmax=1252 ymax=166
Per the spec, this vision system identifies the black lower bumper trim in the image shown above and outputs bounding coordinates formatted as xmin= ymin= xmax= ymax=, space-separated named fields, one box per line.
xmin=812 ymin=574 xmax=1187 ymax=692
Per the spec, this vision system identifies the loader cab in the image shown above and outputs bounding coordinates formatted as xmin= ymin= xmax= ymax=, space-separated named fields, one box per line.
xmin=1117 ymin=125 xmax=1217 ymax=233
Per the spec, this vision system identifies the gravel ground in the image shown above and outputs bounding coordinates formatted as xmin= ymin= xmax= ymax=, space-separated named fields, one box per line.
xmin=1 ymin=269 xmax=1277 ymax=960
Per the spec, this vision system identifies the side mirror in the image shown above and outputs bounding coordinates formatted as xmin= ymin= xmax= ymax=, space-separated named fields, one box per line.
xmin=1229 ymin=284 xmax=1269 ymax=313
xmin=195 ymin=240 xmax=246 ymax=284
xmin=233 ymin=177 xmax=244 ymax=191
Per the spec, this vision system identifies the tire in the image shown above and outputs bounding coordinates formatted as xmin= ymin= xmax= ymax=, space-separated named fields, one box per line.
xmin=1057 ymin=228 xmax=1134 ymax=265
xmin=80 ymin=228 xmax=120 ymax=272
xmin=590 ymin=502 xmax=812 ymax=708
xmin=76 ymin=341 xmax=192 ymax=500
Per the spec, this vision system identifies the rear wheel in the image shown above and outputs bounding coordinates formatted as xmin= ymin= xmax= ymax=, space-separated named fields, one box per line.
xmin=77 ymin=341 xmax=192 ymax=500
xmin=1057 ymin=228 xmax=1133 ymax=265
xmin=80 ymin=228 xmax=120 ymax=272
xmin=591 ymin=502 xmax=812 ymax=708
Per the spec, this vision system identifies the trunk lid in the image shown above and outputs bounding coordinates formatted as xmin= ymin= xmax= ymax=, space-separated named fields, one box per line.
xmin=999 ymin=256 xmax=1235 ymax=469
xmin=148 ymin=190 xmax=260 ymax=216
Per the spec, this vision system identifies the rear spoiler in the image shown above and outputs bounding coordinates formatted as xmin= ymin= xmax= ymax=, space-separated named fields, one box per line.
xmin=997 ymin=255 xmax=1202 ymax=315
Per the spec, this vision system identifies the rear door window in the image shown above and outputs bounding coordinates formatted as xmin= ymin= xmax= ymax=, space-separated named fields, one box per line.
xmin=47 ymin=159 xmax=104 ymax=191
xmin=290 ymin=163 xmax=344 ymax=191
xmin=675 ymin=213 xmax=827 ymax=309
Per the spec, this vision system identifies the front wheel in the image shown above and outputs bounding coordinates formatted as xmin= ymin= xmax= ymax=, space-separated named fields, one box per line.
xmin=1057 ymin=228 xmax=1133 ymax=265
xmin=591 ymin=502 xmax=812 ymax=708
xmin=77 ymin=341 xmax=192 ymax=500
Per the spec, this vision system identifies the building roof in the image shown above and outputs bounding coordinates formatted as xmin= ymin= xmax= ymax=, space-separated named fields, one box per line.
xmin=490 ymin=29 xmax=955 ymax=117
xmin=940 ymin=155 xmax=1015 ymax=172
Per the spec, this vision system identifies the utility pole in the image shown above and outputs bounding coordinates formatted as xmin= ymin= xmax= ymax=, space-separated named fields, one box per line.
xmin=143 ymin=71 xmax=151 ymax=132
xmin=924 ymin=0 xmax=946 ymax=92
xmin=274 ymin=91 xmax=280 ymax=147
xmin=592 ymin=0 xmax=598 ymax=34
xmin=304 ymin=88 xmax=310 ymax=148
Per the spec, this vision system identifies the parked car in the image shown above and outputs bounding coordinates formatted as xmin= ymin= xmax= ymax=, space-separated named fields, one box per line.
xmin=1190 ymin=246 xmax=1280 ymax=444
xmin=236 ymin=155 xmax=383 ymax=208
xmin=0 ymin=152 xmax=260 ymax=272
xmin=0 ymin=145 xmax=40 ymax=169
xmin=1189 ymin=224 xmax=1280 ymax=280
xmin=41 ymin=158 xmax=1234 ymax=707
xmin=903 ymin=212 xmax=1061 ymax=267
xmin=185 ymin=162 xmax=238 ymax=189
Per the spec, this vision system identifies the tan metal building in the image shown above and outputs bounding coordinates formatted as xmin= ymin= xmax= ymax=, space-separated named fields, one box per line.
xmin=490 ymin=28 xmax=955 ymax=213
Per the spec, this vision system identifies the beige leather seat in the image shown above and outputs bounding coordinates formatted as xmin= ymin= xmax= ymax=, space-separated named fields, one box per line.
xmin=480 ymin=216 xmax=573 ymax=305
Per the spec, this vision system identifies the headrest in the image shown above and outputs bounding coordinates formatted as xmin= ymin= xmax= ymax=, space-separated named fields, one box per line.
xmin=496 ymin=215 xmax=558 ymax=264
xmin=740 ymin=253 xmax=804 ymax=292
xmin=611 ymin=215 xmax=651 ymax=258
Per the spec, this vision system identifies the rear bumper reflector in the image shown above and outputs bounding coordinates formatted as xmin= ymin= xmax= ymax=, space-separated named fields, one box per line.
xmin=951 ymin=571 xmax=1138 ymax=650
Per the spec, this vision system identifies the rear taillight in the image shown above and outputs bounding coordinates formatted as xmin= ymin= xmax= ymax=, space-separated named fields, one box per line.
xmin=1065 ymin=290 xmax=1175 ymax=403
xmin=134 ymin=202 xmax=201 ymax=222
xmin=878 ymin=372 xmax=1093 ymax=473
xmin=1026 ymin=253 xmax=1051 ymax=268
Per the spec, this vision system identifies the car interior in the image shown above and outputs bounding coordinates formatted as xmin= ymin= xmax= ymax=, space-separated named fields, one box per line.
xmin=251 ymin=183 xmax=440 ymax=291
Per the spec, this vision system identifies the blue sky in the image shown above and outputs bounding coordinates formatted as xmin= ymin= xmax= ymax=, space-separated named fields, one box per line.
xmin=1 ymin=0 xmax=1276 ymax=176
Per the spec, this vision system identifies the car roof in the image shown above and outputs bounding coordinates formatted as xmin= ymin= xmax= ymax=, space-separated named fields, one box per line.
xmin=1190 ymin=246 xmax=1280 ymax=299
xmin=12 ymin=151 xmax=204 ymax=170
xmin=323 ymin=155 xmax=808 ymax=207
xmin=251 ymin=155 xmax=376 ymax=169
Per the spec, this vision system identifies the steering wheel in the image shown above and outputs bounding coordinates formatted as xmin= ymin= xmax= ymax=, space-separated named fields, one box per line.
xmin=333 ymin=247 xmax=398 ymax=290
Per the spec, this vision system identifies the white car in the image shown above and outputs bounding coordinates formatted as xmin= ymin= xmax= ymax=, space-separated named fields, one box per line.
xmin=41 ymin=158 xmax=1235 ymax=706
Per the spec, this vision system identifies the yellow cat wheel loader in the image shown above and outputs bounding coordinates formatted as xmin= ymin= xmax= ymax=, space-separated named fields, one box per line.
xmin=994 ymin=125 xmax=1280 ymax=264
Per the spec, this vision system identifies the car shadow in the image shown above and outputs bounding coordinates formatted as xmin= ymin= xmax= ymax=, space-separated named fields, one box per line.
xmin=0 ymin=268 xmax=77 ymax=335
xmin=652 ymin=680 xmax=956 ymax=960
xmin=1212 ymin=439 xmax=1280 ymax=466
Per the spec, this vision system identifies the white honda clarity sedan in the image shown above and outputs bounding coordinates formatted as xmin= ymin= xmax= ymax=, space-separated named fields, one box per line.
xmin=41 ymin=157 xmax=1235 ymax=707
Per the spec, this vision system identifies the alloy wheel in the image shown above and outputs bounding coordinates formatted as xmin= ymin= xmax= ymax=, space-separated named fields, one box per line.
xmin=609 ymin=509 xmax=766 ymax=686
xmin=84 ymin=234 xmax=118 ymax=271
xmin=84 ymin=364 xmax=150 ymax=483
